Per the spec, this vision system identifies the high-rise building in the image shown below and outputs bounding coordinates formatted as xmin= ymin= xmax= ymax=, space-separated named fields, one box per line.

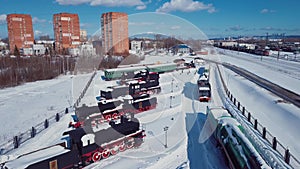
xmin=101 ymin=12 xmax=129 ymax=56
xmin=53 ymin=13 xmax=80 ymax=54
xmin=6 ymin=14 xmax=34 ymax=53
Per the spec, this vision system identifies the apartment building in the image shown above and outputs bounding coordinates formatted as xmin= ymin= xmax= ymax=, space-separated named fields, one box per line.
xmin=6 ymin=14 xmax=34 ymax=53
xmin=53 ymin=13 xmax=80 ymax=54
xmin=101 ymin=12 xmax=129 ymax=56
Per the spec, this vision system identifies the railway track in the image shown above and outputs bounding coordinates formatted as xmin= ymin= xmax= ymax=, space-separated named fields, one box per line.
xmin=222 ymin=63 xmax=300 ymax=108
xmin=201 ymin=58 xmax=300 ymax=109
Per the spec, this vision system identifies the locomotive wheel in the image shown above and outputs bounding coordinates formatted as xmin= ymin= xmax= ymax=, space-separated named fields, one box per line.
xmin=104 ymin=115 xmax=111 ymax=122
xmin=92 ymin=151 xmax=101 ymax=162
xmin=119 ymin=141 xmax=126 ymax=152
xmin=102 ymin=149 xmax=110 ymax=159
xmin=127 ymin=138 xmax=134 ymax=149
xmin=112 ymin=113 xmax=118 ymax=120
xmin=110 ymin=144 xmax=119 ymax=155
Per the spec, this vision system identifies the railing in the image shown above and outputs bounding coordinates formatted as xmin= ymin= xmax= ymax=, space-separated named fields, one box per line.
xmin=0 ymin=71 xmax=97 ymax=155
xmin=216 ymin=64 xmax=300 ymax=168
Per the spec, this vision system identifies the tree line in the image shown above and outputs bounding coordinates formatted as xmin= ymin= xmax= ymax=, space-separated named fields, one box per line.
xmin=0 ymin=56 xmax=76 ymax=88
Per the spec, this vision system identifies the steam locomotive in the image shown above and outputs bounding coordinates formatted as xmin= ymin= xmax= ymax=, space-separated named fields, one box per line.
xmin=73 ymin=94 xmax=157 ymax=129
xmin=3 ymin=115 xmax=145 ymax=169
xmin=99 ymin=70 xmax=161 ymax=101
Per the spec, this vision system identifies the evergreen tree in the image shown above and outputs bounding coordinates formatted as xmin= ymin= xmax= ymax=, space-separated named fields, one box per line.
xmin=14 ymin=45 xmax=20 ymax=57
xmin=45 ymin=48 xmax=49 ymax=56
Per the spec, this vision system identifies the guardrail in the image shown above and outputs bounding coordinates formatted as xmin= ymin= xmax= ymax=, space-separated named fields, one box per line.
xmin=0 ymin=71 xmax=97 ymax=155
xmin=216 ymin=64 xmax=300 ymax=168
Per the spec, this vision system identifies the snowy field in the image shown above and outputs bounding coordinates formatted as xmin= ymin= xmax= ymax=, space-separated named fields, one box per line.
xmin=209 ymin=49 xmax=300 ymax=160
xmin=0 ymin=48 xmax=299 ymax=168
xmin=0 ymin=73 xmax=92 ymax=144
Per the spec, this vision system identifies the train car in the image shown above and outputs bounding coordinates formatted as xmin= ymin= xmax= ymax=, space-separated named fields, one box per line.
xmin=74 ymin=95 xmax=157 ymax=128
xmin=97 ymin=98 xmax=122 ymax=112
xmin=103 ymin=63 xmax=177 ymax=81
xmin=197 ymin=74 xmax=209 ymax=86
xmin=104 ymin=65 xmax=146 ymax=80
xmin=198 ymin=85 xmax=211 ymax=102
xmin=206 ymin=107 xmax=271 ymax=169
xmin=198 ymin=74 xmax=211 ymax=102
xmin=128 ymin=79 xmax=161 ymax=96
xmin=99 ymin=77 xmax=160 ymax=100
xmin=122 ymin=95 xmax=158 ymax=114
xmin=146 ymin=63 xmax=177 ymax=73
xmin=91 ymin=96 xmax=157 ymax=127
xmin=198 ymin=67 xmax=206 ymax=76
xmin=3 ymin=116 xmax=145 ymax=169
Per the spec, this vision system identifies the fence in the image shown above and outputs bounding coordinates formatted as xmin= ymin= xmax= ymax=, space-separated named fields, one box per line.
xmin=216 ymin=65 xmax=300 ymax=168
xmin=0 ymin=71 xmax=97 ymax=155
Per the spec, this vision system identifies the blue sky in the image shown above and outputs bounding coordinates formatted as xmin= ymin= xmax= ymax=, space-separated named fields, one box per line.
xmin=0 ymin=0 xmax=299 ymax=39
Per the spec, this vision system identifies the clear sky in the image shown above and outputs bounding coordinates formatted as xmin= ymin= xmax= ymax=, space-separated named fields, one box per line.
xmin=0 ymin=0 xmax=299 ymax=39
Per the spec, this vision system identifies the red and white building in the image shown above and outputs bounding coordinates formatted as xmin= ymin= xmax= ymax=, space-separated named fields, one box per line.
xmin=53 ymin=13 xmax=80 ymax=54
xmin=6 ymin=14 xmax=34 ymax=54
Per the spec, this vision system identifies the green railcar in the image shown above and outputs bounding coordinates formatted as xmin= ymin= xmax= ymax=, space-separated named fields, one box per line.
xmin=146 ymin=63 xmax=177 ymax=73
xmin=104 ymin=66 xmax=146 ymax=80
xmin=206 ymin=107 xmax=270 ymax=169
xmin=104 ymin=63 xmax=177 ymax=80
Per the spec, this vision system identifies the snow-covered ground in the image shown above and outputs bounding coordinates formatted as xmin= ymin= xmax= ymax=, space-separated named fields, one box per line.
xmin=0 ymin=73 xmax=92 ymax=144
xmin=0 ymin=48 xmax=299 ymax=168
xmin=209 ymin=49 xmax=300 ymax=160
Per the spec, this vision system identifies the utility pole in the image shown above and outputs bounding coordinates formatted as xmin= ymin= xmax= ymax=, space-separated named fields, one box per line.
xmin=171 ymin=79 xmax=174 ymax=93
xmin=164 ymin=126 xmax=169 ymax=148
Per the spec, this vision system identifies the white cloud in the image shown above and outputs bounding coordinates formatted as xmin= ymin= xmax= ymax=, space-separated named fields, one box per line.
xmin=156 ymin=0 xmax=216 ymax=13
xmin=56 ymin=0 xmax=92 ymax=5
xmin=90 ymin=0 xmax=144 ymax=6
xmin=34 ymin=30 xmax=42 ymax=35
xmin=32 ymin=17 xmax=47 ymax=24
xmin=0 ymin=14 xmax=7 ymax=25
xmin=56 ymin=0 xmax=145 ymax=7
xmin=227 ymin=25 xmax=244 ymax=31
xmin=260 ymin=9 xmax=276 ymax=14
xmin=136 ymin=5 xmax=147 ymax=10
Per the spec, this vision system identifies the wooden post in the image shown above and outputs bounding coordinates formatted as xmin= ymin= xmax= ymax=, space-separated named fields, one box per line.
xmin=254 ymin=119 xmax=258 ymax=130
xmin=55 ymin=113 xmax=60 ymax=122
xmin=262 ymin=127 xmax=267 ymax=139
xmin=284 ymin=149 xmax=290 ymax=164
xmin=13 ymin=136 xmax=19 ymax=149
xmin=272 ymin=137 xmax=277 ymax=150
xmin=242 ymin=107 xmax=245 ymax=116
xmin=31 ymin=127 xmax=36 ymax=138
xmin=248 ymin=112 xmax=251 ymax=123
xmin=44 ymin=119 xmax=49 ymax=129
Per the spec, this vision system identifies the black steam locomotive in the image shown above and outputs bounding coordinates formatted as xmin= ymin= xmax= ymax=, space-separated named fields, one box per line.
xmin=3 ymin=115 xmax=145 ymax=169
xmin=99 ymin=71 xmax=161 ymax=100
xmin=73 ymin=94 xmax=157 ymax=129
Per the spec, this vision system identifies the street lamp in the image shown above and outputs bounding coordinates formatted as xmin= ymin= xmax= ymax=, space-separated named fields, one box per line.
xmin=170 ymin=96 xmax=175 ymax=108
xmin=70 ymin=76 xmax=74 ymax=108
xmin=164 ymin=126 xmax=169 ymax=148
xmin=171 ymin=79 xmax=174 ymax=93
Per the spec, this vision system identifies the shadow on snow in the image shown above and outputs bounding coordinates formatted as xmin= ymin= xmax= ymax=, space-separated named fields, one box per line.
xmin=185 ymin=112 xmax=228 ymax=169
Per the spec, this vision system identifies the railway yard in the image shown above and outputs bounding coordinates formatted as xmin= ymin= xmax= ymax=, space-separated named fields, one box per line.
xmin=0 ymin=48 xmax=299 ymax=169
